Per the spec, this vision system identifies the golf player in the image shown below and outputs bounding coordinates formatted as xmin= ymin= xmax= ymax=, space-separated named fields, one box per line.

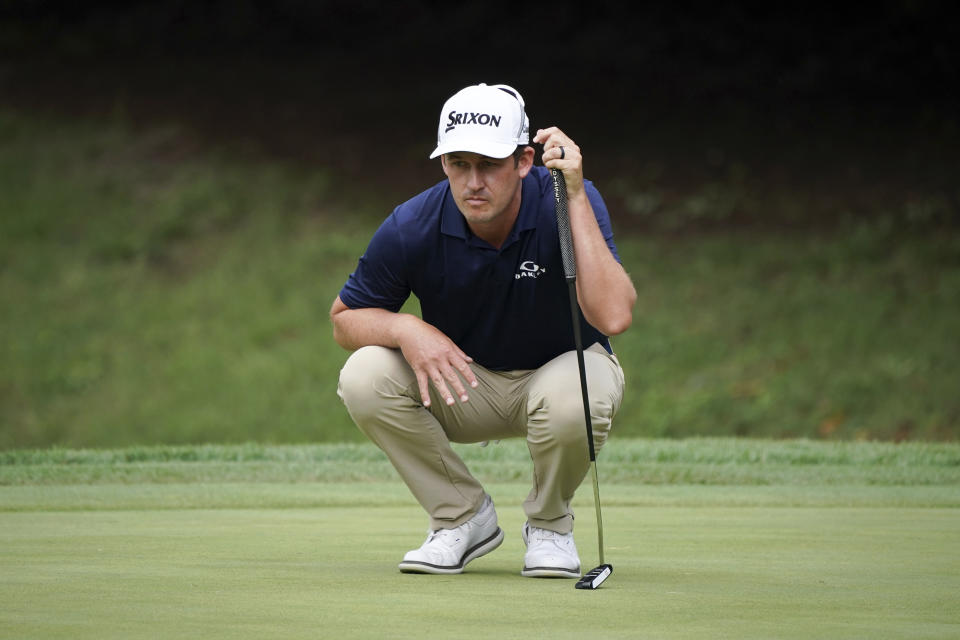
xmin=331 ymin=83 xmax=636 ymax=578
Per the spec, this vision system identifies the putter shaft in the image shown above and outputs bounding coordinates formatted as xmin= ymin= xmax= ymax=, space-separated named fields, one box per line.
xmin=590 ymin=460 xmax=604 ymax=565
xmin=553 ymin=168 xmax=609 ymax=582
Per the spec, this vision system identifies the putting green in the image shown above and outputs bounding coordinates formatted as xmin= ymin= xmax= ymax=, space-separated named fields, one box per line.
xmin=2 ymin=485 xmax=958 ymax=639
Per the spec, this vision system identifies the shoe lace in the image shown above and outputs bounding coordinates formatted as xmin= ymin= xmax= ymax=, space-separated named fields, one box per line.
xmin=423 ymin=498 xmax=490 ymax=547
xmin=425 ymin=524 xmax=468 ymax=547
xmin=529 ymin=526 xmax=566 ymax=545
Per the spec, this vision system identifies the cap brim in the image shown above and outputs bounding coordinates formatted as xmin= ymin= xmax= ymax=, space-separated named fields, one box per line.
xmin=429 ymin=139 xmax=517 ymax=160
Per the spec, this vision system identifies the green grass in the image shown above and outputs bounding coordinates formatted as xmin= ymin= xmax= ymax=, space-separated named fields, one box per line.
xmin=3 ymin=438 xmax=960 ymax=487
xmin=3 ymin=506 xmax=958 ymax=639
xmin=0 ymin=111 xmax=377 ymax=447
xmin=2 ymin=109 xmax=959 ymax=447
xmin=619 ymin=230 xmax=960 ymax=442
xmin=2 ymin=440 xmax=959 ymax=639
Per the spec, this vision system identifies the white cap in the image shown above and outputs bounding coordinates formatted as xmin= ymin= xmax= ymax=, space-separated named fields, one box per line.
xmin=429 ymin=83 xmax=530 ymax=159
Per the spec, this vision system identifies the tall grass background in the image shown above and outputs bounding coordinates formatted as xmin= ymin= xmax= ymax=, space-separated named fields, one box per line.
xmin=2 ymin=110 xmax=958 ymax=448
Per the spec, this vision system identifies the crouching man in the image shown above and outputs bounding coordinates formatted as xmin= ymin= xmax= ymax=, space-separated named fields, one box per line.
xmin=331 ymin=83 xmax=635 ymax=578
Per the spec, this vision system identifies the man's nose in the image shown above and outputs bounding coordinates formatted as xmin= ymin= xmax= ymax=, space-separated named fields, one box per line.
xmin=466 ymin=167 xmax=483 ymax=191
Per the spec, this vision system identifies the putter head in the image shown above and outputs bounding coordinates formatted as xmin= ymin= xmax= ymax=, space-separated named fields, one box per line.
xmin=575 ymin=563 xmax=613 ymax=590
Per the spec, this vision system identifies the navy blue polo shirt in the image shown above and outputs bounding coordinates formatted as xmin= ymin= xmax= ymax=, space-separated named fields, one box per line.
xmin=338 ymin=165 xmax=621 ymax=371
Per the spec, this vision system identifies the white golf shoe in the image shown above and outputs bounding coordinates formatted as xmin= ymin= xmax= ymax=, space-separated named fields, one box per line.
xmin=521 ymin=522 xmax=581 ymax=578
xmin=398 ymin=495 xmax=504 ymax=574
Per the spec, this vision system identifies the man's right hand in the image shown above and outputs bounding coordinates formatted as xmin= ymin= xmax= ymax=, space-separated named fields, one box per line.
xmin=330 ymin=296 xmax=478 ymax=407
xmin=394 ymin=315 xmax=478 ymax=407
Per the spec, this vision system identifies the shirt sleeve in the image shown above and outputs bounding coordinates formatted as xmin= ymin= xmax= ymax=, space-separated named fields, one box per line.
xmin=338 ymin=214 xmax=411 ymax=312
xmin=585 ymin=181 xmax=622 ymax=263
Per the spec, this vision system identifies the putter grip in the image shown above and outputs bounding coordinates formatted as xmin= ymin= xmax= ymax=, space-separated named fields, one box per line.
xmin=551 ymin=169 xmax=576 ymax=280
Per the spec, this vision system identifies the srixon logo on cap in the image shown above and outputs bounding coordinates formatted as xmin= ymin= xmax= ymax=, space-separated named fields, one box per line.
xmin=445 ymin=111 xmax=502 ymax=133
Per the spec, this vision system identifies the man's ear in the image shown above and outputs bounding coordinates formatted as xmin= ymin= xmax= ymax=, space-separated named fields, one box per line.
xmin=517 ymin=146 xmax=535 ymax=178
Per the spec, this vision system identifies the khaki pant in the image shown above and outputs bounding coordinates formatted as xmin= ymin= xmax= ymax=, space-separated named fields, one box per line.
xmin=337 ymin=343 xmax=624 ymax=534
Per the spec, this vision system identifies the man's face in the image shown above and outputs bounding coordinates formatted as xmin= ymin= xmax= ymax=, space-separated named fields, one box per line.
xmin=441 ymin=150 xmax=533 ymax=226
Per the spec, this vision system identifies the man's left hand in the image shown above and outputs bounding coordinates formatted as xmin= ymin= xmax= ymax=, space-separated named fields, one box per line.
xmin=533 ymin=127 xmax=584 ymax=200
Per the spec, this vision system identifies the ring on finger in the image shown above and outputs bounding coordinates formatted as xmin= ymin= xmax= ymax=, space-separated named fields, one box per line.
xmin=559 ymin=146 xmax=565 ymax=160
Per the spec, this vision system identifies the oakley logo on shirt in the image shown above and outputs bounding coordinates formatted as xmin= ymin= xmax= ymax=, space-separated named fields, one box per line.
xmin=515 ymin=260 xmax=546 ymax=280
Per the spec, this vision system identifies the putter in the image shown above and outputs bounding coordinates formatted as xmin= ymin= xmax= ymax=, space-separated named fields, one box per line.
xmin=551 ymin=168 xmax=613 ymax=590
